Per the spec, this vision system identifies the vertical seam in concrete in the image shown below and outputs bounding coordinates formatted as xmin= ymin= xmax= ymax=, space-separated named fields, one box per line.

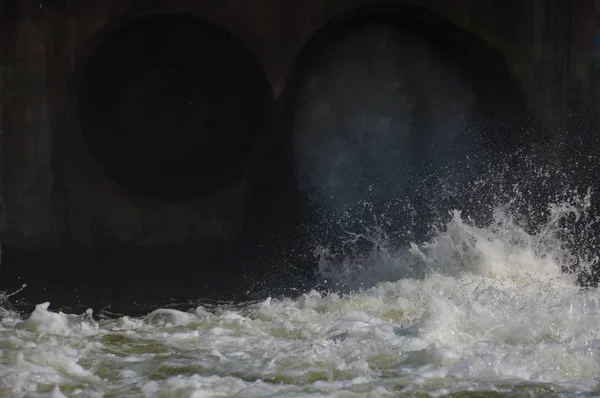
xmin=0 ymin=19 xmax=5 ymax=235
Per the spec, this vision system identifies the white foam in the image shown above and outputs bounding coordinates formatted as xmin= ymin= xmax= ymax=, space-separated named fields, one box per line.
xmin=1 ymin=197 xmax=599 ymax=396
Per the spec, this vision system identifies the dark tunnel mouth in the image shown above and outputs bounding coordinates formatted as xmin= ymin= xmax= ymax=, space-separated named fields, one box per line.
xmin=282 ymin=2 xmax=526 ymax=110
xmin=247 ymin=3 xmax=536 ymax=290
xmin=77 ymin=11 xmax=272 ymax=202
xmin=279 ymin=2 xmax=532 ymax=186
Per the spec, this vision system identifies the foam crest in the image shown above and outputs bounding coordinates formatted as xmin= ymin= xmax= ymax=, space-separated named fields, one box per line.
xmin=320 ymin=189 xmax=594 ymax=291
xmin=14 ymin=303 xmax=98 ymax=336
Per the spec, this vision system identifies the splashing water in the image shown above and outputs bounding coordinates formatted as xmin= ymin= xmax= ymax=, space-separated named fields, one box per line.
xmin=317 ymin=186 xmax=598 ymax=293
xmin=2 ymin=191 xmax=600 ymax=397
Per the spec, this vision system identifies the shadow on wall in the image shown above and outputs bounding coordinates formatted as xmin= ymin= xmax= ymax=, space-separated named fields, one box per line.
xmin=238 ymin=3 xmax=540 ymax=295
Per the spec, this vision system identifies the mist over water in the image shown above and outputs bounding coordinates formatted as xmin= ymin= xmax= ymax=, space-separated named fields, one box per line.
xmin=293 ymin=26 xmax=478 ymax=226
xmin=4 ymin=24 xmax=600 ymax=397
xmin=291 ymin=25 xmax=600 ymax=292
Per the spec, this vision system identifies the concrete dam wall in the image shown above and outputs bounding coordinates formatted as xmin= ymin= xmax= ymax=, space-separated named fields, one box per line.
xmin=1 ymin=0 xmax=599 ymax=312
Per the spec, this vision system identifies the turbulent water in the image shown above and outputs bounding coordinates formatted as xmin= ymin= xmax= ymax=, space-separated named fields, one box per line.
xmin=2 ymin=192 xmax=600 ymax=397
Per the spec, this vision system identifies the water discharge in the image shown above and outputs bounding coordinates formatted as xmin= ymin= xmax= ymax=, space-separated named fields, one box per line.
xmin=2 ymin=190 xmax=600 ymax=397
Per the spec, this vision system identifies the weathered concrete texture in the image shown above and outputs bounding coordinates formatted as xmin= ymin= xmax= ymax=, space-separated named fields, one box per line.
xmin=0 ymin=0 xmax=596 ymax=250
xmin=2 ymin=16 xmax=57 ymax=246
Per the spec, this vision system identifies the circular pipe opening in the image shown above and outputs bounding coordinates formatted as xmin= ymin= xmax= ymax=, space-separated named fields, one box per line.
xmin=271 ymin=6 xmax=534 ymax=289
xmin=78 ymin=13 xmax=272 ymax=201
xmin=284 ymin=6 xmax=531 ymax=213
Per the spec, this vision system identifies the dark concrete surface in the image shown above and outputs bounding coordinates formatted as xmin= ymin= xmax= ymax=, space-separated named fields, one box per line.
xmin=1 ymin=0 xmax=600 ymax=312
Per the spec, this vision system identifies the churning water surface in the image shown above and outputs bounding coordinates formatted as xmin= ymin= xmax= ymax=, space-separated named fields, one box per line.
xmin=2 ymin=190 xmax=600 ymax=397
